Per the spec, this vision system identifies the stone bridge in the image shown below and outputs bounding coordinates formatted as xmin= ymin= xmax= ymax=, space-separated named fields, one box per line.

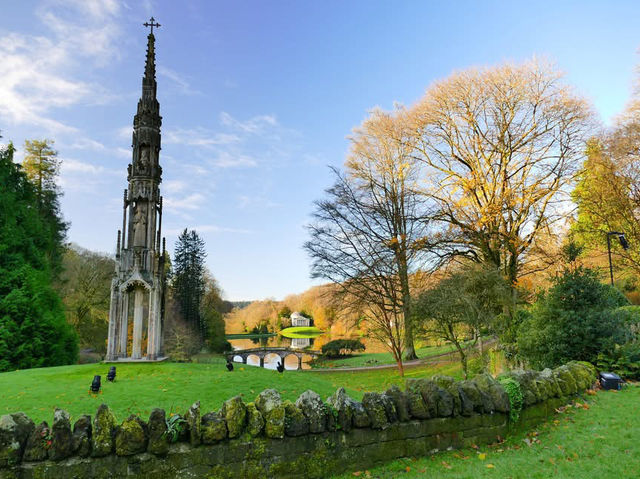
xmin=226 ymin=347 xmax=321 ymax=369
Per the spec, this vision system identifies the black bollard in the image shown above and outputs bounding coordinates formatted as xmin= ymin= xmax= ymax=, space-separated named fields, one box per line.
xmin=90 ymin=375 xmax=101 ymax=393
xmin=226 ymin=360 xmax=234 ymax=372
xmin=107 ymin=366 xmax=116 ymax=382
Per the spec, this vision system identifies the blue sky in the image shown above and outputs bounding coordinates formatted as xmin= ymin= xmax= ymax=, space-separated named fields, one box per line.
xmin=1 ymin=0 xmax=639 ymax=300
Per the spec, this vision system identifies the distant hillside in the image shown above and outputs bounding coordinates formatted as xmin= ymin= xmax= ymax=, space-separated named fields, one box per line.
xmin=229 ymin=301 xmax=253 ymax=310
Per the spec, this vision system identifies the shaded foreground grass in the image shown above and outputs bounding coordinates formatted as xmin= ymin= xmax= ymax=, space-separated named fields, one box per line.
xmin=334 ymin=384 xmax=640 ymax=479
xmin=0 ymin=359 xmax=461 ymax=424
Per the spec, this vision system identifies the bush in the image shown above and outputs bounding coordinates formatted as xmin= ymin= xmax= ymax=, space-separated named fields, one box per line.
xmin=498 ymin=377 xmax=523 ymax=422
xmin=611 ymin=306 xmax=640 ymax=341
xmin=597 ymin=342 xmax=640 ymax=379
xmin=321 ymin=339 xmax=365 ymax=358
xmin=517 ymin=267 xmax=629 ymax=369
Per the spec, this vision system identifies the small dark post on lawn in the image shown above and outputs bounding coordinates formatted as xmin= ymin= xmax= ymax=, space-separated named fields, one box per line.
xmin=607 ymin=231 xmax=629 ymax=286
xmin=107 ymin=366 xmax=116 ymax=382
xmin=90 ymin=375 xmax=101 ymax=393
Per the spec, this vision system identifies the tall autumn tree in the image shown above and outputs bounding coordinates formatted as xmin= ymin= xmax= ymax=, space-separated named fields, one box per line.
xmin=172 ymin=229 xmax=207 ymax=342
xmin=22 ymin=139 xmax=67 ymax=275
xmin=305 ymin=108 xmax=432 ymax=373
xmin=408 ymin=60 xmax=593 ymax=285
xmin=572 ymin=103 xmax=640 ymax=278
xmin=0 ymin=139 xmax=77 ymax=371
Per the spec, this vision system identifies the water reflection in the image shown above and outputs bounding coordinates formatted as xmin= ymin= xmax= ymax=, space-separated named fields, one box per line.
xmin=228 ymin=336 xmax=317 ymax=370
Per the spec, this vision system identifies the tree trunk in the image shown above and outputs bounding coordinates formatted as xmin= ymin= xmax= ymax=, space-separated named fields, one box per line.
xmin=397 ymin=250 xmax=418 ymax=361
xmin=454 ymin=341 xmax=468 ymax=379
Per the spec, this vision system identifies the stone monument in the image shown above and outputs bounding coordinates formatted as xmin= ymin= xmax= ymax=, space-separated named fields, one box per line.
xmin=106 ymin=18 xmax=166 ymax=361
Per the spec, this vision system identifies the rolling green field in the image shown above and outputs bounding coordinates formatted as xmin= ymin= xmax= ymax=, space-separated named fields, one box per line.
xmin=334 ymin=385 xmax=640 ymax=479
xmin=0 ymin=359 xmax=462 ymax=424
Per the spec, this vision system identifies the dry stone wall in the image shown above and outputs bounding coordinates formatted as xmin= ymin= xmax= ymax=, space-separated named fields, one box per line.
xmin=0 ymin=361 xmax=598 ymax=479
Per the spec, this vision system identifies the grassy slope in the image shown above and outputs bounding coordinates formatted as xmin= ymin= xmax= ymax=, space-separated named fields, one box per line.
xmin=0 ymin=359 xmax=461 ymax=424
xmin=312 ymin=343 xmax=466 ymax=368
xmin=334 ymin=385 xmax=640 ymax=479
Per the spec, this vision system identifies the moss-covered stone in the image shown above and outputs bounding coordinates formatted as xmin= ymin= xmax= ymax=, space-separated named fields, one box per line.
xmin=221 ymin=396 xmax=247 ymax=439
xmin=0 ymin=413 xmax=34 ymax=467
xmin=283 ymin=401 xmax=309 ymax=437
xmin=48 ymin=408 xmax=73 ymax=461
xmin=362 ymin=392 xmax=388 ymax=430
xmin=539 ymin=369 xmax=562 ymax=398
xmin=501 ymin=371 xmax=541 ymax=406
xmin=472 ymin=374 xmax=510 ymax=413
xmin=255 ymin=389 xmax=285 ymax=439
xmin=147 ymin=408 xmax=169 ymax=456
xmin=351 ymin=401 xmax=371 ymax=428
xmin=91 ymin=404 xmax=117 ymax=457
xmin=23 ymin=421 xmax=49 ymax=462
xmin=186 ymin=401 xmax=201 ymax=447
xmin=295 ymin=390 xmax=327 ymax=433
xmin=115 ymin=415 xmax=147 ymax=456
xmin=326 ymin=388 xmax=354 ymax=432
xmin=405 ymin=386 xmax=430 ymax=419
xmin=553 ymin=366 xmax=578 ymax=395
xmin=459 ymin=381 xmax=494 ymax=414
xmin=71 ymin=415 xmax=92 ymax=458
xmin=201 ymin=412 xmax=227 ymax=444
xmin=567 ymin=361 xmax=596 ymax=390
xmin=407 ymin=378 xmax=455 ymax=418
xmin=432 ymin=375 xmax=463 ymax=416
xmin=245 ymin=403 xmax=264 ymax=437
xmin=384 ymin=385 xmax=410 ymax=422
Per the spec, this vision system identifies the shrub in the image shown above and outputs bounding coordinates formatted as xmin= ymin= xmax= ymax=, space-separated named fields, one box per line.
xmin=597 ymin=342 xmax=640 ymax=379
xmin=611 ymin=306 xmax=640 ymax=342
xmin=498 ymin=377 xmax=524 ymax=422
xmin=517 ymin=267 xmax=629 ymax=369
xmin=321 ymin=339 xmax=365 ymax=358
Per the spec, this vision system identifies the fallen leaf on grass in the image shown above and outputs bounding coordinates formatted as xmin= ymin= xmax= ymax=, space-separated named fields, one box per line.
xmin=478 ymin=453 xmax=486 ymax=460
xmin=441 ymin=461 xmax=452 ymax=469
xmin=486 ymin=464 xmax=495 ymax=469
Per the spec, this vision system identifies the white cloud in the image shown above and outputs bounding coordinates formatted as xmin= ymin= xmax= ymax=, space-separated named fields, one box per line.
xmin=68 ymin=138 xmax=107 ymax=151
xmin=0 ymin=0 xmax=122 ymax=133
xmin=164 ymin=193 xmax=207 ymax=211
xmin=209 ymin=151 xmax=257 ymax=168
xmin=219 ymin=112 xmax=278 ymax=134
xmin=62 ymin=158 xmax=119 ymax=175
xmin=158 ymin=65 xmax=200 ymax=96
xmin=164 ymin=128 xmax=240 ymax=147
xmin=164 ymin=180 xmax=187 ymax=194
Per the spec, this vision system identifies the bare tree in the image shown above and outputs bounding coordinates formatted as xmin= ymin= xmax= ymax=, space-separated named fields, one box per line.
xmin=408 ymin=60 xmax=593 ymax=285
xmin=305 ymin=109 xmax=432 ymax=374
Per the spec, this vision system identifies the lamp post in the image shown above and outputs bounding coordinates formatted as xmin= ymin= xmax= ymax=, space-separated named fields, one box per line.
xmin=607 ymin=231 xmax=629 ymax=286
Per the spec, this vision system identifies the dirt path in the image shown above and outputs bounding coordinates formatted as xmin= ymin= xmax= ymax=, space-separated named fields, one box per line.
xmin=307 ymin=338 xmax=497 ymax=373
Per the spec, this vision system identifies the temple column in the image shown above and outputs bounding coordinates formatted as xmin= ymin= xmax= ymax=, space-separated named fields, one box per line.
xmin=146 ymin=286 xmax=159 ymax=360
xmin=132 ymin=287 xmax=144 ymax=359
xmin=118 ymin=292 xmax=129 ymax=358
xmin=106 ymin=281 xmax=119 ymax=361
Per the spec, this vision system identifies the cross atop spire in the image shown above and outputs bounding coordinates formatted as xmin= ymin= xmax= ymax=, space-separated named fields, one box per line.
xmin=143 ymin=17 xmax=161 ymax=34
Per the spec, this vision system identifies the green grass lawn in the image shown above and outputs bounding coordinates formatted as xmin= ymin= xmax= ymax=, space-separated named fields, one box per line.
xmin=0 ymin=358 xmax=461 ymax=425
xmin=333 ymin=385 xmax=640 ymax=479
xmin=312 ymin=342 xmax=467 ymax=368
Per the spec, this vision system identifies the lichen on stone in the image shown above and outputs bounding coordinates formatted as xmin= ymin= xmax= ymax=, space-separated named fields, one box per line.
xmin=91 ymin=404 xmax=117 ymax=457
xmin=295 ymin=390 xmax=327 ymax=433
xmin=255 ymin=389 xmax=285 ymax=439
xmin=115 ymin=415 xmax=147 ymax=456
xmin=221 ymin=396 xmax=247 ymax=439
xmin=201 ymin=412 xmax=227 ymax=444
